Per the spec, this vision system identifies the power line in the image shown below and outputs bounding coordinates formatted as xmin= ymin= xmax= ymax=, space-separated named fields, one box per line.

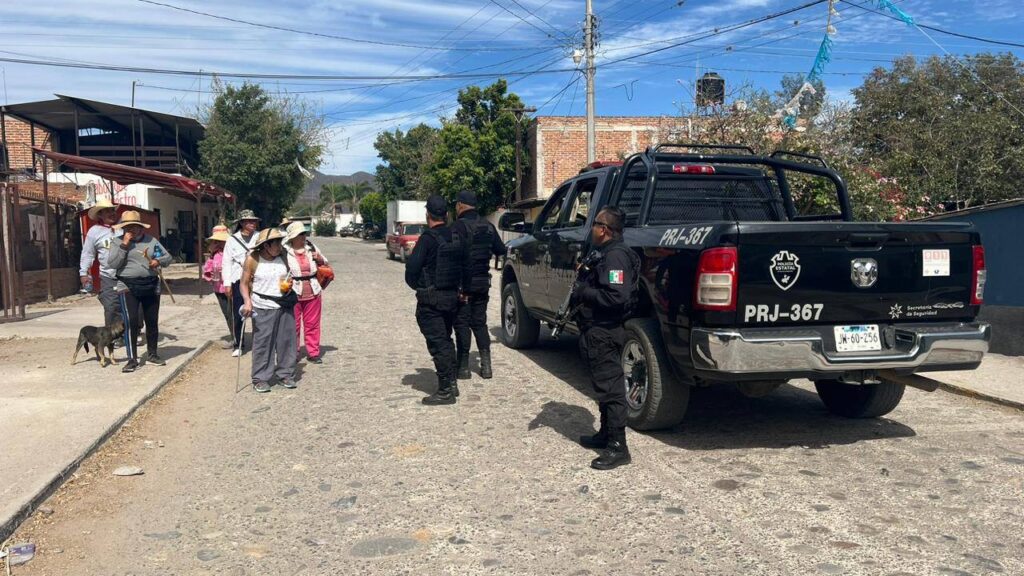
xmin=838 ymin=0 xmax=1024 ymax=49
xmin=135 ymin=0 xmax=537 ymax=52
xmin=505 ymin=0 xmax=571 ymax=40
xmin=488 ymin=0 xmax=564 ymax=40
xmin=0 ymin=53 xmax=578 ymax=80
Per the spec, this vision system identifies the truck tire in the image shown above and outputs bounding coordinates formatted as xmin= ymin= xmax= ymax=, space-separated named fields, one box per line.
xmin=622 ymin=318 xmax=690 ymax=431
xmin=501 ymin=282 xmax=540 ymax=349
xmin=400 ymin=248 xmax=407 ymax=263
xmin=387 ymin=249 xmax=395 ymax=260
xmin=815 ymin=379 xmax=905 ymax=418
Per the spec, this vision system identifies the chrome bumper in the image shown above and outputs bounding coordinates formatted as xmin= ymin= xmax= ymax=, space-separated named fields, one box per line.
xmin=691 ymin=322 xmax=990 ymax=375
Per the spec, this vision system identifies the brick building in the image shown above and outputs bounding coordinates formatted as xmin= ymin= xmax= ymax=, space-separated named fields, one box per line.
xmin=524 ymin=115 xmax=690 ymax=200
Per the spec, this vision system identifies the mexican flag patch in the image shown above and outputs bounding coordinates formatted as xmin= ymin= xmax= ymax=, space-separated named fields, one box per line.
xmin=608 ymin=270 xmax=624 ymax=285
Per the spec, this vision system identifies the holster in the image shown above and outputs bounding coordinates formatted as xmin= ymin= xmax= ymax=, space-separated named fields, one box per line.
xmin=416 ymin=288 xmax=458 ymax=312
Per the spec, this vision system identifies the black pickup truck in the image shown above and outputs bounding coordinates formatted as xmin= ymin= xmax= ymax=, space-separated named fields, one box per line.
xmin=498 ymin=144 xmax=990 ymax=430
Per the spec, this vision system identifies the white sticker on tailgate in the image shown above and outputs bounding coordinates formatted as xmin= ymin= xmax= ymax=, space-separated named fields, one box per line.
xmin=834 ymin=325 xmax=881 ymax=352
xmin=923 ymin=249 xmax=950 ymax=277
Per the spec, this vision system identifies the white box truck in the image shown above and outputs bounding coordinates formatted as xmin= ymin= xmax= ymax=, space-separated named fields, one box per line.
xmin=386 ymin=200 xmax=426 ymax=235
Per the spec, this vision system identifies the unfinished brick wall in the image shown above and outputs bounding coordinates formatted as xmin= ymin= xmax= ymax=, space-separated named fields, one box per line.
xmin=524 ymin=116 xmax=674 ymax=199
xmin=1 ymin=115 xmax=56 ymax=171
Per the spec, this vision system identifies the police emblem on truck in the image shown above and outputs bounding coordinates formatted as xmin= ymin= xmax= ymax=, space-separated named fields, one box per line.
xmin=769 ymin=251 xmax=801 ymax=291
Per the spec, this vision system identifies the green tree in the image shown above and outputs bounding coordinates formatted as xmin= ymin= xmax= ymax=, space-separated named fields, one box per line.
xmin=198 ymin=82 xmax=325 ymax=224
xmin=374 ymin=123 xmax=439 ymax=201
xmin=358 ymin=191 xmax=387 ymax=225
xmin=850 ymin=53 xmax=1024 ymax=211
xmin=428 ymin=80 xmax=526 ymax=214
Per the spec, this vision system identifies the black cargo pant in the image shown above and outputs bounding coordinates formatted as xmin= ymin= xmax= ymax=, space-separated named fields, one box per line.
xmin=455 ymin=291 xmax=490 ymax=355
xmin=579 ymin=325 xmax=628 ymax=437
xmin=119 ymin=289 xmax=160 ymax=361
xmin=416 ymin=290 xmax=458 ymax=383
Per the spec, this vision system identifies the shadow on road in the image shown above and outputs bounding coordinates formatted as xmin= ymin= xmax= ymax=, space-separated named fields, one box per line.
xmin=401 ymin=368 xmax=437 ymax=395
xmin=504 ymin=329 xmax=917 ymax=451
xmin=529 ymin=401 xmax=596 ymax=446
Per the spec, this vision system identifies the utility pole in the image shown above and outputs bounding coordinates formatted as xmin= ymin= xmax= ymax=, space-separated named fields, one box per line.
xmin=584 ymin=0 xmax=596 ymax=163
xmin=508 ymin=106 xmax=537 ymax=204
xmin=131 ymin=80 xmax=137 ymax=108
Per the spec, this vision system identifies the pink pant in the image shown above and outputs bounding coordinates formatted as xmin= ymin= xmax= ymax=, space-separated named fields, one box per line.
xmin=294 ymin=294 xmax=322 ymax=359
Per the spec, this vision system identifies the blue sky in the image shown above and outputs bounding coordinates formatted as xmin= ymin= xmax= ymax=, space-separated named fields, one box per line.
xmin=1 ymin=0 xmax=1021 ymax=174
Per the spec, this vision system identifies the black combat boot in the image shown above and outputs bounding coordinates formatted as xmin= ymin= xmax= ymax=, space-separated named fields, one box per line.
xmin=422 ymin=376 xmax=457 ymax=405
xmin=457 ymin=353 xmax=471 ymax=380
xmin=479 ymin=350 xmax=493 ymax=379
xmin=579 ymin=405 xmax=608 ymax=449
xmin=591 ymin=430 xmax=631 ymax=470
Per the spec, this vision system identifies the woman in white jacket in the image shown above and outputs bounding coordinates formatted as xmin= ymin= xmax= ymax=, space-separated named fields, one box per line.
xmin=222 ymin=209 xmax=260 ymax=356
xmin=284 ymin=222 xmax=329 ymax=364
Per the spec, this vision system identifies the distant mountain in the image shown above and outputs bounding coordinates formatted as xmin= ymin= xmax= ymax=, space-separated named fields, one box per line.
xmin=299 ymin=170 xmax=376 ymax=204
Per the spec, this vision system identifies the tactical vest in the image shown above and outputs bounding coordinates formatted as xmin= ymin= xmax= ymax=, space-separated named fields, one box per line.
xmin=463 ymin=216 xmax=497 ymax=292
xmin=420 ymin=227 xmax=462 ymax=291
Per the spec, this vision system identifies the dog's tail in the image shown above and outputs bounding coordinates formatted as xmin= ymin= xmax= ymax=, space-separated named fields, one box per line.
xmin=72 ymin=331 xmax=87 ymax=365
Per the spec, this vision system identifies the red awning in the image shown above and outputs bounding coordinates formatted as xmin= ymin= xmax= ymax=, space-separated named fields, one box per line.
xmin=32 ymin=148 xmax=234 ymax=201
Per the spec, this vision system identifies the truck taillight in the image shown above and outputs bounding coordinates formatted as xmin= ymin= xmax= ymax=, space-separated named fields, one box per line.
xmin=971 ymin=245 xmax=986 ymax=305
xmin=694 ymin=247 xmax=737 ymax=311
xmin=672 ymin=164 xmax=715 ymax=175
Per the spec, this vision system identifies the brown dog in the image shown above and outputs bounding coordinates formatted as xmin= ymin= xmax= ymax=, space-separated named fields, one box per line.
xmin=71 ymin=319 xmax=125 ymax=367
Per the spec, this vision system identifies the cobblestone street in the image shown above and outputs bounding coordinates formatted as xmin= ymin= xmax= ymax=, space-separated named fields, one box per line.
xmin=11 ymin=237 xmax=1024 ymax=576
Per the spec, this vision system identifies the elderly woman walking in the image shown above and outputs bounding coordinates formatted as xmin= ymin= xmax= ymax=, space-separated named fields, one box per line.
xmin=284 ymin=222 xmax=328 ymax=364
xmin=202 ymin=224 xmax=234 ymax=347
xmin=240 ymin=228 xmax=298 ymax=393
xmin=222 ymin=209 xmax=261 ymax=356
xmin=106 ymin=210 xmax=172 ymax=373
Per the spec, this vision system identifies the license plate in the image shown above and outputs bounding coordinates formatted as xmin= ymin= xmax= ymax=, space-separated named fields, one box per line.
xmin=833 ymin=325 xmax=881 ymax=352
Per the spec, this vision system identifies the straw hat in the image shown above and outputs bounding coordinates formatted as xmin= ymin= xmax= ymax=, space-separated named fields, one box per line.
xmin=284 ymin=221 xmax=307 ymax=242
xmin=87 ymin=199 xmax=118 ymax=220
xmin=233 ymin=209 xmax=260 ymax=224
xmin=207 ymin=224 xmax=231 ymax=242
xmin=113 ymin=210 xmax=151 ymax=230
xmin=252 ymin=227 xmax=285 ymax=249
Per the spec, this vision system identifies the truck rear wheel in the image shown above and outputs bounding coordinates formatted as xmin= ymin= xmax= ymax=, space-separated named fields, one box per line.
xmin=622 ymin=318 xmax=690 ymax=431
xmin=501 ymin=282 xmax=540 ymax=349
xmin=815 ymin=379 xmax=905 ymax=418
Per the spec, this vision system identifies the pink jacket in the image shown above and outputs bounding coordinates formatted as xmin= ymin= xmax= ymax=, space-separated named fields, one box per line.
xmin=202 ymin=251 xmax=227 ymax=294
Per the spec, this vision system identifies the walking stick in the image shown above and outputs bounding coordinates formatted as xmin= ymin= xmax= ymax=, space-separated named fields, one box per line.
xmin=234 ymin=311 xmax=249 ymax=394
xmin=158 ymin=269 xmax=176 ymax=303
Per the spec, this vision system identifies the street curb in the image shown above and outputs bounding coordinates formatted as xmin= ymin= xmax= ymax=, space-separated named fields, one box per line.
xmin=938 ymin=381 xmax=1024 ymax=412
xmin=0 ymin=339 xmax=213 ymax=543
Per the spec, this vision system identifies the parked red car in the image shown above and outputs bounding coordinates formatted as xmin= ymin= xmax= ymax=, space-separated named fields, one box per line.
xmin=386 ymin=222 xmax=426 ymax=262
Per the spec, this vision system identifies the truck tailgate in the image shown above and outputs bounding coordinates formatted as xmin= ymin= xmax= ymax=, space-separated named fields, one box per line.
xmin=734 ymin=222 xmax=980 ymax=327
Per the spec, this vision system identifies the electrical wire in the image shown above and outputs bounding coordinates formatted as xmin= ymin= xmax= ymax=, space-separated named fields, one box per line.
xmin=488 ymin=0 xmax=565 ymax=40
xmin=505 ymin=0 xmax=572 ymax=40
xmin=838 ymin=0 xmax=1024 ymax=49
xmin=134 ymin=0 xmax=538 ymax=52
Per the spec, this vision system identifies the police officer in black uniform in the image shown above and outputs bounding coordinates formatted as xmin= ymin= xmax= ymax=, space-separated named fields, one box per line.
xmin=574 ymin=206 xmax=639 ymax=470
xmin=452 ymin=190 xmax=507 ymax=380
xmin=405 ymin=195 xmax=463 ymax=405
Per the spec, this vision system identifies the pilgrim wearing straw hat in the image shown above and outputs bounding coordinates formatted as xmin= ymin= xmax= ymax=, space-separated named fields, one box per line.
xmin=202 ymin=224 xmax=235 ymax=347
xmin=240 ymin=227 xmax=298 ymax=393
xmin=106 ymin=210 xmax=173 ymax=373
xmin=283 ymin=221 xmax=329 ymax=364
xmin=222 ymin=209 xmax=261 ymax=356
xmin=79 ymin=198 xmax=122 ymax=326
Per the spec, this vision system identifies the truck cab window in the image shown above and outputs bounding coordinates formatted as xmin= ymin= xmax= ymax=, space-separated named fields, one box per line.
xmin=561 ymin=178 xmax=597 ymax=229
xmin=539 ymin=184 xmax=571 ymax=231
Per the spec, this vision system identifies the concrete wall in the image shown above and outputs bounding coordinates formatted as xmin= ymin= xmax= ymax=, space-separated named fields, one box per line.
xmin=979 ymin=306 xmax=1024 ymax=357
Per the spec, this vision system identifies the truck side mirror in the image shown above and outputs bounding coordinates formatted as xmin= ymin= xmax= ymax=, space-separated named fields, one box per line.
xmin=499 ymin=212 xmax=531 ymax=233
